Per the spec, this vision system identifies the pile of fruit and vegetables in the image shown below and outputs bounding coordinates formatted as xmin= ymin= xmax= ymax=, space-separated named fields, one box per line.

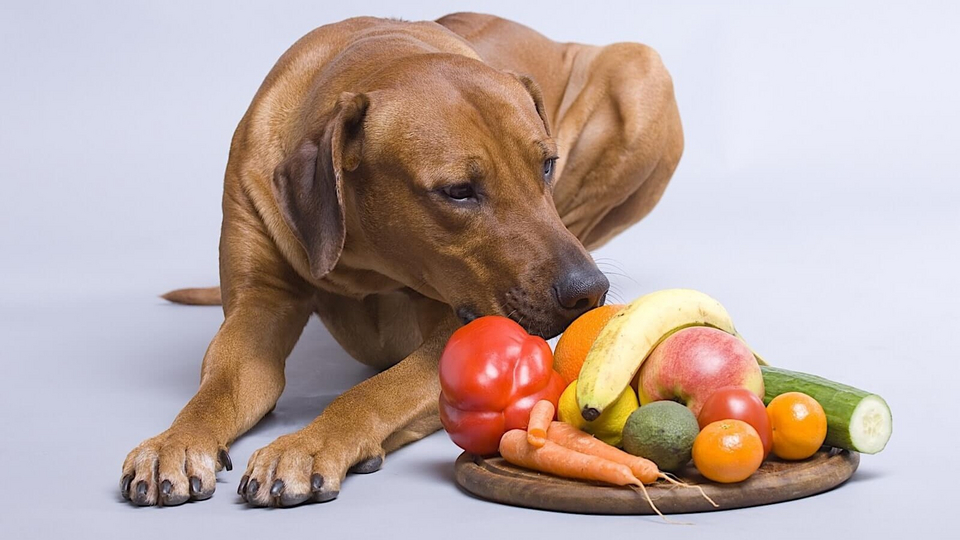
xmin=438 ymin=289 xmax=892 ymax=514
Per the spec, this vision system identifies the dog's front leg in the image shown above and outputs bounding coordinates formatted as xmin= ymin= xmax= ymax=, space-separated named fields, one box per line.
xmin=120 ymin=290 xmax=312 ymax=506
xmin=239 ymin=313 xmax=459 ymax=507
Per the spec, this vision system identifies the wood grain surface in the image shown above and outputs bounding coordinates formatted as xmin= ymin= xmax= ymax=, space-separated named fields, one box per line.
xmin=455 ymin=448 xmax=859 ymax=514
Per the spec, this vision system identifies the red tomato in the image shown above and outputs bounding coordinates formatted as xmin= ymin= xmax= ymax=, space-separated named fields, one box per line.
xmin=697 ymin=387 xmax=773 ymax=456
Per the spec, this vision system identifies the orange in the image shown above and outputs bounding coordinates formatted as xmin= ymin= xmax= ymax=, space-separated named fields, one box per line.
xmin=766 ymin=392 xmax=827 ymax=460
xmin=552 ymin=304 xmax=625 ymax=384
xmin=692 ymin=420 xmax=765 ymax=483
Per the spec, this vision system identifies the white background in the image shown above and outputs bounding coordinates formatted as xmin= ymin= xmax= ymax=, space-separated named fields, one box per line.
xmin=1 ymin=1 xmax=957 ymax=538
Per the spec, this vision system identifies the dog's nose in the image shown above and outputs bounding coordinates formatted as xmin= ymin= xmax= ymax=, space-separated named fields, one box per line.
xmin=554 ymin=267 xmax=610 ymax=313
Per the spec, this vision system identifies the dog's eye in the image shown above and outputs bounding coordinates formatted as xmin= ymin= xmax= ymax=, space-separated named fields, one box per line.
xmin=543 ymin=157 xmax=558 ymax=182
xmin=441 ymin=183 xmax=477 ymax=201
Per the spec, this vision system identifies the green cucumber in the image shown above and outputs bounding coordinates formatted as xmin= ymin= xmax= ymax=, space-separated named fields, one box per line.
xmin=761 ymin=365 xmax=892 ymax=454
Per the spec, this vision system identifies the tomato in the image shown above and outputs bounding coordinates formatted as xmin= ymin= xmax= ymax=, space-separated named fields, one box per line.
xmin=693 ymin=420 xmax=765 ymax=483
xmin=697 ymin=387 xmax=773 ymax=456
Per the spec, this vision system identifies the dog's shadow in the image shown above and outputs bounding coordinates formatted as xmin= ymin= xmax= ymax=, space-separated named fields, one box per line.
xmin=404 ymin=451 xmax=458 ymax=484
xmin=231 ymin=315 xmax=381 ymax=437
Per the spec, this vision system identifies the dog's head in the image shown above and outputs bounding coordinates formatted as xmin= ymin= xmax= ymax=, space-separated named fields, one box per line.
xmin=273 ymin=55 xmax=608 ymax=338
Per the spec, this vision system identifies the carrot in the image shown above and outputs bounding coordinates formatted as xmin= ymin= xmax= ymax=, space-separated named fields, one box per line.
xmin=546 ymin=421 xmax=659 ymax=483
xmin=500 ymin=429 xmax=642 ymax=487
xmin=526 ymin=400 xmax=555 ymax=448
xmin=499 ymin=429 xmax=665 ymax=517
xmin=546 ymin=421 xmax=718 ymax=508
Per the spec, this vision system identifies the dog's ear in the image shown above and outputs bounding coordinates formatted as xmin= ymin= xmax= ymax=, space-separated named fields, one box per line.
xmin=272 ymin=92 xmax=369 ymax=280
xmin=509 ymin=72 xmax=551 ymax=136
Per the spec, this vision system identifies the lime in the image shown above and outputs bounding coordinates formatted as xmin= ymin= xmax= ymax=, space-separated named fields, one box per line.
xmin=622 ymin=401 xmax=700 ymax=472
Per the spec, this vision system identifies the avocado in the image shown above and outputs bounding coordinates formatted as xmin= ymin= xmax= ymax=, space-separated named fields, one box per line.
xmin=622 ymin=401 xmax=700 ymax=472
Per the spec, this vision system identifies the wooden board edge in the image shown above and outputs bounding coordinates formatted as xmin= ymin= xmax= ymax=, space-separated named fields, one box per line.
xmin=455 ymin=450 xmax=861 ymax=515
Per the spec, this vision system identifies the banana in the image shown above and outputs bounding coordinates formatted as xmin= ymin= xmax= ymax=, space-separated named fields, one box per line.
xmin=576 ymin=289 xmax=761 ymax=421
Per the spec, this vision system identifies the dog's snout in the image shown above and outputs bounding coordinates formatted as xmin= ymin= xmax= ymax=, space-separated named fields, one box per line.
xmin=554 ymin=267 xmax=610 ymax=313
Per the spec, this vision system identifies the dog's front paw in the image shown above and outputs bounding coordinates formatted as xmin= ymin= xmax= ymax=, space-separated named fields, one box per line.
xmin=120 ymin=428 xmax=231 ymax=506
xmin=239 ymin=430 xmax=383 ymax=507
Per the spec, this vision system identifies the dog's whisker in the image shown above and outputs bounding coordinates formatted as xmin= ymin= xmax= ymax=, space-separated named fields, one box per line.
xmin=595 ymin=262 xmax=627 ymax=274
xmin=595 ymin=261 xmax=634 ymax=281
xmin=598 ymin=268 xmax=630 ymax=278
xmin=594 ymin=256 xmax=626 ymax=267
xmin=594 ymin=261 xmax=633 ymax=278
xmin=602 ymin=271 xmax=640 ymax=287
xmin=603 ymin=282 xmax=626 ymax=304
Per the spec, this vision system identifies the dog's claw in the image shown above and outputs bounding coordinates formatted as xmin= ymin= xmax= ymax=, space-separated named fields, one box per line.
xmin=310 ymin=473 xmax=323 ymax=492
xmin=120 ymin=474 xmax=133 ymax=500
xmin=350 ymin=455 xmax=383 ymax=474
xmin=270 ymin=479 xmax=284 ymax=501
xmin=247 ymin=478 xmax=260 ymax=499
xmin=237 ymin=475 xmax=249 ymax=498
xmin=189 ymin=476 xmax=202 ymax=497
xmin=308 ymin=473 xmax=337 ymax=503
xmin=122 ymin=429 xmax=222 ymax=506
xmin=218 ymin=449 xmax=233 ymax=471
xmin=313 ymin=489 xmax=339 ymax=503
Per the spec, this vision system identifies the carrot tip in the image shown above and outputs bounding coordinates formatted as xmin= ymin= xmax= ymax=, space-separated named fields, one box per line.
xmin=527 ymin=434 xmax=546 ymax=448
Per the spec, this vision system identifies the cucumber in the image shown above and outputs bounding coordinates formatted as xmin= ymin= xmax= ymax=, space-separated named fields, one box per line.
xmin=761 ymin=365 xmax=892 ymax=454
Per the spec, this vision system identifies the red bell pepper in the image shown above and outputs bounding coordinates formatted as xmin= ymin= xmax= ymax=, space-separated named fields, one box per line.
xmin=438 ymin=316 xmax=566 ymax=455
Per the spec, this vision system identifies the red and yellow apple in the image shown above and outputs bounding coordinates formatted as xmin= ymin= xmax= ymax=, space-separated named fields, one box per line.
xmin=637 ymin=327 xmax=764 ymax=417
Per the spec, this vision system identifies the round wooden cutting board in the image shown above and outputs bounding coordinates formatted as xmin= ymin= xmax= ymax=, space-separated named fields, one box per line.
xmin=455 ymin=448 xmax=859 ymax=514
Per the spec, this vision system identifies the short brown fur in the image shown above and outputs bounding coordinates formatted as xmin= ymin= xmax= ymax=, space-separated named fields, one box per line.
xmin=122 ymin=13 xmax=682 ymax=507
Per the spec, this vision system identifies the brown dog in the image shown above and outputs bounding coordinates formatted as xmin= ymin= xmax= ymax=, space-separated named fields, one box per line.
xmin=120 ymin=13 xmax=682 ymax=507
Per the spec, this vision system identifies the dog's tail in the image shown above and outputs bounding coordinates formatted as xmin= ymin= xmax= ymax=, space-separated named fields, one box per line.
xmin=161 ymin=286 xmax=222 ymax=306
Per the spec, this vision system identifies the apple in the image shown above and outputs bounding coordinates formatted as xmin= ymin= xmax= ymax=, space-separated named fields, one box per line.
xmin=637 ymin=327 xmax=764 ymax=417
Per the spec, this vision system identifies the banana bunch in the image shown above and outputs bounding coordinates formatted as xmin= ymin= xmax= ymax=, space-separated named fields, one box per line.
xmin=576 ymin=289 xmax=764 ymax=421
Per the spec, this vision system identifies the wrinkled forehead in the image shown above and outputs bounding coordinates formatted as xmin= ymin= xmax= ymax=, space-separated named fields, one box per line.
xmin=365 ymin=75 xmax=554 ymax=182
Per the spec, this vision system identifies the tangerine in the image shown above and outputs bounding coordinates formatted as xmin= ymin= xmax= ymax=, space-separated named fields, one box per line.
xmin=552 ymin=304 xmax=625 ymax=384
xmin=692 ymin=419 xmax=765 ymax=483
xmin=766 ymin=392 xmax=827 ymax=460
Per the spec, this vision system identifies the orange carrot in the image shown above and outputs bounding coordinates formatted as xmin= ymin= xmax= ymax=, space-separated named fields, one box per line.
xmin=546 ymin=421 xmax=718 ymax=508
xmin=499 ymin=429 xmax=666 ymax=517
xmin=526 ymin=400 xmax=555 ymax=448
xmin=500 ymin=429 xmax=641 ymax=487
xmin=546 ymin=421 xmax=659 ymax=483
